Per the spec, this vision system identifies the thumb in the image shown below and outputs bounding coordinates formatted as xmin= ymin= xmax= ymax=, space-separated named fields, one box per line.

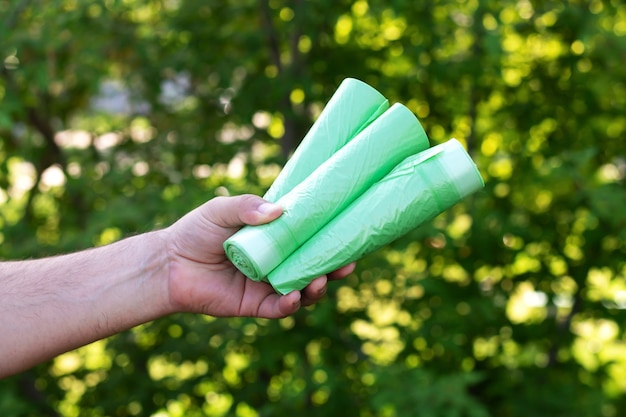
xmin=204 ymin=195 xmax=283 ymax=229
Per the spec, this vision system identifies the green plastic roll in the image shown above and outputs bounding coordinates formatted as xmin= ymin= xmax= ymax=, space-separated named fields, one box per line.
xmin=224 ymin=103 xmax=430 ymax=281
xmin=263 ymin=78 xmax=389 ymax=202
xmin=267 ymin=139 xmax=485 ymax=294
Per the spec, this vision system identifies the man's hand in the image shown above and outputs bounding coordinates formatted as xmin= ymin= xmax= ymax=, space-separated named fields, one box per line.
xmin=163 ymin=194 xmax=355 ymax=318
xmin=0 ymin=194 xmax=355 ymax=377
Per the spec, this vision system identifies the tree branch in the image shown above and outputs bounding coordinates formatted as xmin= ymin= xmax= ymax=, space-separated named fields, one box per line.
xmin=259 ymin=0 xmax=282 ymax=72
xmin=259 ymin=0 xmax=308 ymax=157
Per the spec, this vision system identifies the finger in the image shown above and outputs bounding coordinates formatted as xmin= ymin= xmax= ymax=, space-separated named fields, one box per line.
xmin=277 ymin=291 xmax=302 ymax=317
xmin=301 ymin=276 xmax=328 ymax=307
xmin=327 ymin=262 xmax=357 ymax=281
xmin=203 ymin=195 xmax=283 ymax=229
xmin=258 ymin=291 xmax=301 ymax=318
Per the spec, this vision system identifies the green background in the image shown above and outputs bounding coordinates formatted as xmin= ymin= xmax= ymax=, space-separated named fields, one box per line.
xmin=1 ymin=0 xmax=625 ymax=416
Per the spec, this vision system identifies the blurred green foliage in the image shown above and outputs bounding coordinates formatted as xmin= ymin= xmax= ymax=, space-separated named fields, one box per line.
xmin=1 ymin=0 xmax=626 ymax=415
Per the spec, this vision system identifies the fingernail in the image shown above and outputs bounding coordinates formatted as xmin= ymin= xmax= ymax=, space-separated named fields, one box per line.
xmin=258 ymin=203 xmax=281 ymax=214
xmin=291 ymin=292 xmax=302 ymax=309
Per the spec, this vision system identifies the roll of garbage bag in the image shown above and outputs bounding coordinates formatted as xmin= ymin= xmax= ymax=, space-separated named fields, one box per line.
xmin=263 ymin=78 xmax=389 ymax=202
xmin=267 ymin=139 xmax=484 ymax=294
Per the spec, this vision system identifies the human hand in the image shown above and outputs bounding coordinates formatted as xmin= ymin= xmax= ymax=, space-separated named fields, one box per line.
xmin=162 ymin=194 xmax=355 ymax=318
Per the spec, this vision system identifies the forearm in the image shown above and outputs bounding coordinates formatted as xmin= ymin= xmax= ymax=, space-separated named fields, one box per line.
xmin=0 ymin=231 xmax=171 ymax=378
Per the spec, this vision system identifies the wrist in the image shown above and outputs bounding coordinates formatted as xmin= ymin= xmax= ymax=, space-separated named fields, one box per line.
xmin=150 ymin=228 xmax=179 ymax=316
xmin=85 ymin=230 xmax=174 ymax=328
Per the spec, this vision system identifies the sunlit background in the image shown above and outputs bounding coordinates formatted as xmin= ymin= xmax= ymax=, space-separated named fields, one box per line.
xmin=1 ymin=0 xmax=626 ymax=416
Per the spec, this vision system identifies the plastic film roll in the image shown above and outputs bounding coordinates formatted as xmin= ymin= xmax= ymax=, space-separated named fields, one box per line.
xmin=263 ymin=78 xmax=389 ymax=202
xmin=224 ymin=103 xmax=430 ymax=281
xmin=267 ymin=139 xmax=484 ymax=294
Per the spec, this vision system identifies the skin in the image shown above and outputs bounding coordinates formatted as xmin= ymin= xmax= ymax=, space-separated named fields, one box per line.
xmin=0 ymin=194 xmax=355 ymax=378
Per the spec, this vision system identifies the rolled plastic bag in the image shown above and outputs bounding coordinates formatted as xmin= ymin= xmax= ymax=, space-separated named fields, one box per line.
xmin=224 ymin=103 xmax=430 ymax=281
xmin=264 ymin=78 xmax=389 ymax=202
xmin=267 ymin=139 xmax=485 ymax=294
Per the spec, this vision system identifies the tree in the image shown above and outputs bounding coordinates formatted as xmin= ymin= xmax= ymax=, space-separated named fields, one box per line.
xmin=1 ymin=0 xmax=625 ymax=416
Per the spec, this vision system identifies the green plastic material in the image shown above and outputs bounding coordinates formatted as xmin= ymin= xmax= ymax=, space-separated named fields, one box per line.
xmin=263 ymin=78 xmax=389 ymax=203
xmin=267 ymin=139 xmax=485 ymax=294
xmin=224 ymin=103 xmax=430 ymax=281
